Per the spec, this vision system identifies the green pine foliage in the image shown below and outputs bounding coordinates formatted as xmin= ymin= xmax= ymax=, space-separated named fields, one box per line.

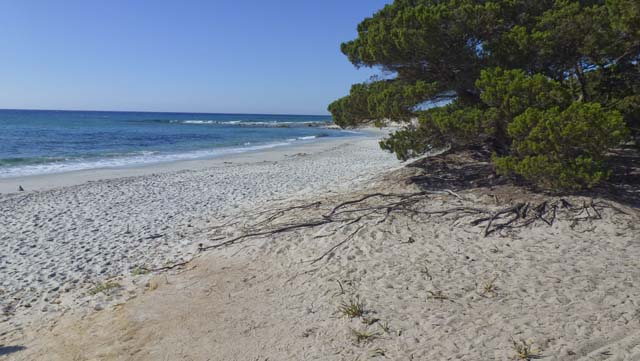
xmin=328 ymin=80 xmax=439 ymax=127
xmin=329 ymin=0 xmax=640 ymax=190
xmin=494 ymin=103 xmax=628 ymax=189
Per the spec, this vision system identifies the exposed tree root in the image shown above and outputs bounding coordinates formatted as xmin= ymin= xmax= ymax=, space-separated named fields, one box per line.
xmin=307 ymin=224 xmax=366 ymax=265
xmin=474 ymin=203 xmax=526 ymax=237
xmin=200 ymin=218 xmax=333 ymax=251
xmin=145 ymin=191 xmax=623 ymax=273
xmin=471 ymin=198 xmax=621 ymax=236
xmin=141 ymin=259 xmax=196 ymax=273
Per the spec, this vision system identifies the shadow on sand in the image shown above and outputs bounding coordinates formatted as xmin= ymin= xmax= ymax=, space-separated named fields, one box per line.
xmin=0 ymin=345 xmax=26 ymax=356
xmin=406 ymin=145 xmax=640 ymax=208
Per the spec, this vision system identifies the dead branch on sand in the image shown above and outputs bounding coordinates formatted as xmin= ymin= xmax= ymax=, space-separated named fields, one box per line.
xmin=146 ymin=191 xmax=622 ymax=273
xmin=471 ymin=198 xmax=621 ymax=236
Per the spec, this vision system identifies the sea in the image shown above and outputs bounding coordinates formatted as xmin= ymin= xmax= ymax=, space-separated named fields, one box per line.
xmin=0 ymin=109 xmax=359 ymax=178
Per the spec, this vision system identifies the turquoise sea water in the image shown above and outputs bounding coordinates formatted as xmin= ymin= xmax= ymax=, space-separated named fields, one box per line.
xmin=0 ymin=109 xmax=357 ymax=178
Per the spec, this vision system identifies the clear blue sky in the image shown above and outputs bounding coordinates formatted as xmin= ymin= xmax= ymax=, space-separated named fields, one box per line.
xmin=0 ymin=0 xmax=390 ymax=115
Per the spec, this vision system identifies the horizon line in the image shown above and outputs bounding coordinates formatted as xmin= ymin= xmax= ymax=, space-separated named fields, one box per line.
xmin=0 ymin=107 xmax=332 ymax=118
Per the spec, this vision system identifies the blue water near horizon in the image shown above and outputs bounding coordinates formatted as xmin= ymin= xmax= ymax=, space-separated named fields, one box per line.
xmin=0 ymin=109 xmax=357 ymax=178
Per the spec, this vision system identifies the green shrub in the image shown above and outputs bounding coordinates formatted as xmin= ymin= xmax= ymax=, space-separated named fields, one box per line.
xmin=477 ymin=68 xmax=571 ymax=119
xmin=476 ymin=68 xmax=573 ymax=150
xmin=494 ymin=102 xmax=628 ymax=190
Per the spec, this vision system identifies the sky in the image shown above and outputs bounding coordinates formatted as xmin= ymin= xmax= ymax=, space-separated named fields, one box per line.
xmin=0 ymin=0 xmax=391 ymax=115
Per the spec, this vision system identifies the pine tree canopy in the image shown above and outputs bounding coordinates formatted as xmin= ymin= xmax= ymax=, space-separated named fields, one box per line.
xmin=329 ymin=0 xmax=640 ymax=190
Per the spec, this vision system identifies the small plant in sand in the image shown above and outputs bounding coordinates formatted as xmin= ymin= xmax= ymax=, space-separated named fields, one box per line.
xmin=361 ymin=315 xmax=379 ymax=326
xmin=131 ymin=266 xmax=150 ymax=276
xmin=427 ymin=290 xmax=452 ymax=302
xmin=377 ymin=321 xmax=391 ymax=334
xmin=419 ymin=265 xmax=432 ymax=280
xmin=511 ymin=338 xmax=540 ymax=360
xmin=369 ymin=348 xmax=386 ymax=357
xmin=89 ymin=281 xmax=121 ymax=295
xmin=477 ymin=275 xmax=499 ymax=298
xmin=350 ymin=327 xmax=379 ymax=345
xmin=338 ymin=295 xmax=366 ymax=319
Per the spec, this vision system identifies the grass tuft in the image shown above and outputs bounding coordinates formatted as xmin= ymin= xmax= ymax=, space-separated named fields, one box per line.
xmin=478 ymin=275 xmax=499 ymax=298
xmin=337 ymin=295 xmax=366 ymax=318
xmin=427 ymin=289 xmax=452 ymax=302
xmin=361 ymin=316 xmax=379 ymax=325
xmin=350 ymin=327 xmax=379 ymax=345
xmin=512 ymin=338 xmax=541 ymax=360
xmin=377 ymin=321 xmax=391 ymax=334
xmin=131 ymin=266 xmax=150 ymax=276
xmin=419 ymin=265 xmax=433 ymax=280
xmin=89 ymin=281 xmax=121 ymax=295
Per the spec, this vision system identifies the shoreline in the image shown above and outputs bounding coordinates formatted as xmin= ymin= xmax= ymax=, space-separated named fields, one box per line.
xmin=0 ymin=129 xmax=386 ymax=195
xmin=0 ymin=131 xmax=400 ymax=336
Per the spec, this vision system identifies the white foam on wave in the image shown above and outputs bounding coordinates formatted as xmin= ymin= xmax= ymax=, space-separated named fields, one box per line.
xmin=0 ymin=128 xmax=361 ymax=179
xmin=0 ymin=141 xmax=292 ymax=179
xmin=171 ymin=119 xmax=326 ymax=127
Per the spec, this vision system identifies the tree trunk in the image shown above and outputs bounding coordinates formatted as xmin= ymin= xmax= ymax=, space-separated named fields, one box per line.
xmin=575 ymin=62 xmax=589 ymax=102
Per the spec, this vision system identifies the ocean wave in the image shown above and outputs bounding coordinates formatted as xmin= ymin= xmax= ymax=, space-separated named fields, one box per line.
xmin=0 ymin=126 xmax=358 ymax=179
xmin=176 ymin=120 xmax=242 ymax=125
xmin=165 ymin=119 xmax=333 ymax=127
xmin=0 ymin=141 xmax=298 ymax=178
xmin=340 ymin=130 xmax=363 ymax=135
xmin=0 ymin=156 xmax=69 ymax=167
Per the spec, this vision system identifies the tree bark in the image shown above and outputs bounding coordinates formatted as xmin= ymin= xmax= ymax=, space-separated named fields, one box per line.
xmin=575 ymin=62 xmax=589 ymax=102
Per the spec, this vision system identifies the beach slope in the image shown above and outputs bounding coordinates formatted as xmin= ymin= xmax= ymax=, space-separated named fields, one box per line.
xmin=3 ymin=148 xmax=640 ymax=361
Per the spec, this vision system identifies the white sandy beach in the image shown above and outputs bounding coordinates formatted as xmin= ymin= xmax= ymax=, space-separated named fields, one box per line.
xmin=0 ymin=134 xmax=401 ymax=336
xmin=2 ymin=133 xmax=640 ymax=361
